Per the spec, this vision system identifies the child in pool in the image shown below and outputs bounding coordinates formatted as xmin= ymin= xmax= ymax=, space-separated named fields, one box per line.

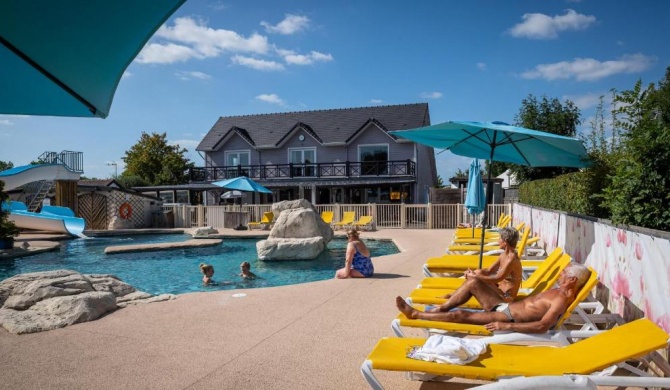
xmin=200 ymin=263 xmax=215 ymax=285
xmin=239 ymin=261 xmax=256 ymax=279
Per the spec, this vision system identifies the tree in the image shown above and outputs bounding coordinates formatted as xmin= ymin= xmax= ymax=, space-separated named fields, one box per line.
xmin=121 ymin=132 xmax=194 ymax=185
xmin=510 ymin=95 xmax=582 ymax=183
xmin=601 ymin=69 xmax=670 ymax=230
xmin=0 ymin=180 xmax=20 ymax=242
xmin=435 ymin=175 xmax=445 ymax=188
xmin=0 ymin=160 xmax=14 ymax=172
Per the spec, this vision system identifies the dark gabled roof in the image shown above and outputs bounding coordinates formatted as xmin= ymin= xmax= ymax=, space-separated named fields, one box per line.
xmin=197 ymin=103 xmax=429 ymax=151
xmin=78 ymin=179 xmax=122 ymax=188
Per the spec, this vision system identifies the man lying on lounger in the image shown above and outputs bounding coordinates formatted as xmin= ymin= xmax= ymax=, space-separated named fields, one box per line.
xmin=396 ymin=263 xmax=590 ymax=333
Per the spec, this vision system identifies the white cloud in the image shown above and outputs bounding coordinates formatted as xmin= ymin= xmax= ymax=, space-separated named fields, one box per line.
xmin=255 ymin=94 xmax=285 ymax=105
xmin=122 ymin=71 xmax=132 ymax=79
xmin=420 ymin=92 xmax=443 ymax=99
xmin=175 ymin=70 xmax=212 ymax=80
xmin=137 ymin=17 xmax=270 ymax=64
xmin=476 ymin=62 xmax=487 ymax=71
xmin=509 ymin=9 xmax=596 ymax=39
xmin=261 ymin=14 xmax=310 ymax=35
xmin=563 ymin=92 xmax=605 ymax=110
xmin=282 ymin=50 xmax=333 ymax=65
xmin=369 ymin=99 xmax=383 ymax=104
xmin=169 ymin=139 xmax=200 ymax=150
xmin=521 ymin=54 xmax=655 ymax=81
xmin=232 ymin=55 xmax=285 ymax=71
xmin=0 ymin=119 xmax=14 ymax=126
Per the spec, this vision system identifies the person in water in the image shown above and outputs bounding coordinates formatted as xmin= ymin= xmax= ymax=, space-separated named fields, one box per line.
xmin=239 ymin=261 xmax=256 ymax=279
xmin=430 ymin=226 xmax=523 ymax=312
xmin=396 ymin=263 xmax=591 ymax=333
xmin=200 ymin=263 xmax=215 ymax=285
xmin=335 ymin=228 xmax=374 ymax=278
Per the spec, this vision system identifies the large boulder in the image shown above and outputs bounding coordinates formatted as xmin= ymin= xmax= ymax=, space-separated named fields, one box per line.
xmin=0 ymin=270 xmax=175 ymax=334
xmin=256 ymin=200 xmax=333 ymax=260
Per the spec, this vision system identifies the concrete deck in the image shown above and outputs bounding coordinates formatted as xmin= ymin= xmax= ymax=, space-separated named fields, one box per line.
xmin=0 ymin=229 xmax=488 ymax=389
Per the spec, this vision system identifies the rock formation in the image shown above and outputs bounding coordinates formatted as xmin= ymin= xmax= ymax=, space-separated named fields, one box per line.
xmin=0 ymin=270 xmax=175 ymax=334
xmin=256 ymin=199 xmax=333 ymax=260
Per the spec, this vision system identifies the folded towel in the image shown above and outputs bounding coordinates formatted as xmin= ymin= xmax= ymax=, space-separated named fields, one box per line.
xmin=408 ymin=335 xmax=488 ymax=365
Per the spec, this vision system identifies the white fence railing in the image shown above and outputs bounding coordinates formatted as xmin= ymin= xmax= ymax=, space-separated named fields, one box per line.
xmin=162 ymin=203 xmax=512 ymax=230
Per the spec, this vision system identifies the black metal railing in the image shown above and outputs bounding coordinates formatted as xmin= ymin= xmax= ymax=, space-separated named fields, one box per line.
xmin=189 ymin=160 xmax=415 ymax=182
xmin=36 ymin=150 xmax=84 ymax=173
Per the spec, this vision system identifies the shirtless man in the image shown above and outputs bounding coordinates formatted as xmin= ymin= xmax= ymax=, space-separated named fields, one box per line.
xmin=396 ymin=263 xmax=591 ymax=334
xmin=430 ymin=227 xmax=523 ymax=312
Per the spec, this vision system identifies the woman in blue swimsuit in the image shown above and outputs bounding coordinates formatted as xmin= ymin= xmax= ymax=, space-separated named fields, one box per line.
xmin=335 ymin=228 xmax=374 ymax=278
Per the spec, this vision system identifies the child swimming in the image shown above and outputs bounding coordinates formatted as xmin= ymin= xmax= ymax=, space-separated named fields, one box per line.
xmin=239 ymin=261 xmax=256 ymax=279
xmin=200 ymin=263 xmax=215 ymax=285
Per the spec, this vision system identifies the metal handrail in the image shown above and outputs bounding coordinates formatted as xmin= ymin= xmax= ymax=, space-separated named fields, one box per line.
xmin=36 ymin=150 xmax=84 ymax=173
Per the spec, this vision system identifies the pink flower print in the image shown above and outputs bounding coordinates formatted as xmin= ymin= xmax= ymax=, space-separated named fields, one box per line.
xmin=639 ymin=276 xmax=645 ymax=293
xmin=576 ymin=219 xmax=581 ymax=227
xmin=574 ymin=250 xmax=582 ymax=264
xmin=634 ymin=242 xmax=643 ymax=260
xmin=605 ymin=234 xmax=612 ymax=247
xmin=552 ymin=235 xmax=558 ymax=248
xmin=616 ymin=229 xmax=627 ymax=245
xmin=611 ymin=271 xmax=632 ymax=299
xmin=655 ymin=314 xmax=670 ymax=334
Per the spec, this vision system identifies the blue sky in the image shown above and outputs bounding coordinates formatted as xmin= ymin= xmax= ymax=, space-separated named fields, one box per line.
xmin=1 ymin=0 xmax=669 ymax=181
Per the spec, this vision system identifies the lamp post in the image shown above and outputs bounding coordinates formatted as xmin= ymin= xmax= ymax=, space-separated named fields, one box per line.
xmin=107 ymin=161 xmax=118 ymax=178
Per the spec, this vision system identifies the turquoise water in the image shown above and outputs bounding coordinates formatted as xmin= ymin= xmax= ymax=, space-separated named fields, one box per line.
xmin=0 ymin=235 xmax=399 ymax=295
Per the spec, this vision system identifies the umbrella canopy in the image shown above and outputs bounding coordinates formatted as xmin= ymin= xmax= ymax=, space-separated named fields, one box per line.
xmin=465 ymin=159 xmax=486 ymax=217
xmin=391 ymin=120 xmax=590 ymax=268
xmin=0 ymin=0 xmax=185 ymax=118
xmin=212 ymin=176 xmax=272 ymax=194
xmin=221 ymin=190 xmax=243 ymax=199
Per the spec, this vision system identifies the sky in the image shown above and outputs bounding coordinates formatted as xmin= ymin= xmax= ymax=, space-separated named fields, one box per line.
xmin=2 ymin=0 xmax=670 ymax=182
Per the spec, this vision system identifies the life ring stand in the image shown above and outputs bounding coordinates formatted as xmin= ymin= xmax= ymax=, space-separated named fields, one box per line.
xmin=119 ymin=202 xmax=133 ymax=220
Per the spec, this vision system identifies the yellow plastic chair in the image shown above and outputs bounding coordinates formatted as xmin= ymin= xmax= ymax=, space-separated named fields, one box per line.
xmin=362 ymin=318 xmax=669 ymax=389
xmin=351 ymin=215 xmax=373 ymax=231
xmin=451 ymin=222 xmax=525 ymax=244
xmin=333 ymin=211 xmax=355 ymax=230
xmin=247 ymin=212 xmax=274 ymax=230
xmin=321 ymin=211 xmax=334 ymax=225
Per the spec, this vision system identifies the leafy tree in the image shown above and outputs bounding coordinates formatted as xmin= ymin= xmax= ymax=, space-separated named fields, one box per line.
xmin=0 ymin=180 xmax=20 ymax=241
xmin=601 ymin=70 xmax=670 ymax=230
xmin=116 ymin=175 xmax=149 ymax=189
xmin=510 ymin=95 xmax=582 ymax=183
xmin=435 ymin=175 xmax=444 ymax=188
xmin=0 ymin=160 xmax=14 ymax=172
xmin=121 ymin=132 xmax=194 ymax=185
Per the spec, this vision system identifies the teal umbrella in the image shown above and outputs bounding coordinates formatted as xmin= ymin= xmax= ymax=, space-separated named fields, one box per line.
xmin=0 ymin=0 xmax=185 ymax=118
xmin=391 ymin=120 xmax=590 ymax=267
xmin=464 ymin=159 xmax=486 ymax=231
xmin=212 ymin=176 xmax=272 ymax=194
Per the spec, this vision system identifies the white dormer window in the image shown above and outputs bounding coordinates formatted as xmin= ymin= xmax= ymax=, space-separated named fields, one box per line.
xmin=225 ymin=150 xmax=250 ymax=166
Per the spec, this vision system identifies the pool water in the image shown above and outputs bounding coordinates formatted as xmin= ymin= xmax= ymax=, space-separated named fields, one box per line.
xmin=0 ymin=235 xmax=399 ymax=295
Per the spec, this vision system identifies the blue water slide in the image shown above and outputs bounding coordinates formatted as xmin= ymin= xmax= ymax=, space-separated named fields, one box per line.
xmin=2 ymin=201 xmax=86 ymax=237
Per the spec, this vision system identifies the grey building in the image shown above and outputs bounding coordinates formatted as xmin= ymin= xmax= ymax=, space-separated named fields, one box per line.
xmin=193 ymin=103 xmax=437 ymax=205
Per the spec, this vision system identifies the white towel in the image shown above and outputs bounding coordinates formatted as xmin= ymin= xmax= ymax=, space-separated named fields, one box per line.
xmin=409 ymin=335 xmax=488 ymax=365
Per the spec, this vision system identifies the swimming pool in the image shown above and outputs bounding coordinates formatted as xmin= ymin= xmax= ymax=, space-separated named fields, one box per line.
xmin=0 ymin=235 xmax=399 ymax=295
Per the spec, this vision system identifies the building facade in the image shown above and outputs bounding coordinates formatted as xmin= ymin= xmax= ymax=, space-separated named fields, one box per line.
xmin=193 ymin=103 xmax=437 ymax=205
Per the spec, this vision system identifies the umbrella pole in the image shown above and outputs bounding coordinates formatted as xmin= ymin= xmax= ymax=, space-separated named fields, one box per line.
xmin=478 ymin=156 xmax=494 ymax=269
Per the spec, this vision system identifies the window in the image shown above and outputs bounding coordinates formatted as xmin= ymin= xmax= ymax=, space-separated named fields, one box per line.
xmin=224 ymin=150 xmax=250 ymax=177
xmin=358 ymin=144 xmax=389 ymax=175
xmin=288 ymin=148 xmax=316 ymax=177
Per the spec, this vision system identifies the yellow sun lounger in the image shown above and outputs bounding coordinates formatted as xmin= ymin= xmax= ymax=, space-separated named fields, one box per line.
xmin=391 ymin=268 xmax=599 ymax=338
xmin=320 ymin=210 xmax=334 ymax=225
xmin=451 ymin=223 xmax=525 ymax=244
xmin=362 ymin=318 xmax=669 ymax=390
xmin=247 ymin=212 xmax=274 ymax=230
xmin=332 ymin=211 xmax=355 ymax=230
xmin=407 ymin=251 xmax=570 ymax=308
xmin=351 ymin=215 xmax=374 ymax=231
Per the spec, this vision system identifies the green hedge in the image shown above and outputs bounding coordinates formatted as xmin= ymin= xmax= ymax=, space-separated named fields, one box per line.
xmin=518 ymin=172 xmax=593 ymax=215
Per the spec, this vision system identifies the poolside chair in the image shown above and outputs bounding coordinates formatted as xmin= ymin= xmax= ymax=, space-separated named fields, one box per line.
xmin=320 ymin=211 xmax=334 ymax=225
xmin=351 ymin=215 xmax=374 ymax=231
xmin=406 ymin=250 xmax=569 ymax=308
xmin=362 ymin=318 xmax=670 ymax=390
xmin=450 ymin=223 xmax=524 ymax=245
xmin=247 ymin=212 xmax=274 ymax=230
xmin=391 ymin=268 xmax=599 ymax=338
xmin=454 ymin=215 xmax=511 ymax=239
xmin=333 ymin=211 xmax=355 ymax=230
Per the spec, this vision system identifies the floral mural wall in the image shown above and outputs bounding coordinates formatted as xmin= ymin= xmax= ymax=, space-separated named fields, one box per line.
xmin=513 ymin=204 xmax=670 ymax=333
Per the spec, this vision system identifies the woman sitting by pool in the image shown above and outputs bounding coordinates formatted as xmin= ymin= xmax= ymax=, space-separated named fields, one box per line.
xmin=200 ymin=263 xmax=216 ymax=285
xmin=335 ymin=228 xmax=374 ymax=279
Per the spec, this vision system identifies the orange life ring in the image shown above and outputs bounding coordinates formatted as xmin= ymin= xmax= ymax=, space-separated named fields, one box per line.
xmin=119 ymin=202 xmax=133 ymax=219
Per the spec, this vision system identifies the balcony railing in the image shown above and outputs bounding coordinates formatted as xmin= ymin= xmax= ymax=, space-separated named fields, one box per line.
xmin=189 ymin=160 xmax=416 ymax=182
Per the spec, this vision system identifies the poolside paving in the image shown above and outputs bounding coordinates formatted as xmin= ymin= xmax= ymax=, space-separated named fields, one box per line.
xmin=0 ymin=229 xmax=490 ymax=389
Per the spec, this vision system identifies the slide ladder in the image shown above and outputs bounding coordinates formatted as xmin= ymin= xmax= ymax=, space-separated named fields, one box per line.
xmin=27 ymin=180 xmax=55 ymax=212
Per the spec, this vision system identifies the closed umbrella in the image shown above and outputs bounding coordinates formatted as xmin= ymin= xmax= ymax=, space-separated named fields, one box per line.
xmin=464 ymin=159 xmax=486 ymax=234
xmin=221 ymin=190 xmax=243 ymax=199
xmin=390 ymin=120 xmax=590 ymax=268
xmin=0 ymin=0 xmax=185 ymax=118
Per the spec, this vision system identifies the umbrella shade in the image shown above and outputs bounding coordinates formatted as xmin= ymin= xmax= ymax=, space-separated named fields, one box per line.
xmin=221 ymin=190 xmax=243 ymax=199
xmin=390 ymin=121 xmax=590 ymax=168
xmin=465 ymin=159 xmax=486 ymax=216
xmin=212 ymin=176 xmax=272 ymax=194
xmin=0 ymin=0 xmax=185 ymax=118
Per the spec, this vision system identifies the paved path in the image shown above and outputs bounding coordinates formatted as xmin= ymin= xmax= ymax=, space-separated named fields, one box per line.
xmin=0 ymin=229 xmax=486 ymax=389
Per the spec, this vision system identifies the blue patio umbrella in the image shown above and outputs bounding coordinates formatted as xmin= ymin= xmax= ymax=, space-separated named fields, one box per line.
xmin=212 ymin=176 xmax=272 ymax=194
xmin=390 ymin=120 xmax=590 ymax=267
xmin=0 ymin=0 xmax=185 ymax=118
xmin=464 ymin=159 xmax=486 ymax=231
